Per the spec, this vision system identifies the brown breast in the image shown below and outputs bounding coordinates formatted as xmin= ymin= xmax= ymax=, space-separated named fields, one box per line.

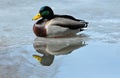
xmin=33 ymin=24 xmax=47 ymax=37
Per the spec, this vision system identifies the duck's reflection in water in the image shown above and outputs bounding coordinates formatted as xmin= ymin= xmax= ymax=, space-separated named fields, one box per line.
xmin=33 ymin=34 xmax=88 ymax=66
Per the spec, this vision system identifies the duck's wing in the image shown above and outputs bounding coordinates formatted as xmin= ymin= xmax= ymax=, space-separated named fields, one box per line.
xmin=54 ymin=15 xmax=82 ymax=21
xmin=49 ymin=15 xmax=88 ymax=30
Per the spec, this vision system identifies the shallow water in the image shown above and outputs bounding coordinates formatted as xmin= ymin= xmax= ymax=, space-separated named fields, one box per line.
xmin=0 ymin=0 xmax=120 ymax=78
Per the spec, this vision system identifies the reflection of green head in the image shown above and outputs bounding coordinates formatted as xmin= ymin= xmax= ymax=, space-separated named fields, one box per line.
xmin=41 ymin=54 xmax=54 ymax=66
xmin=33 ymin=54 xmax=54 ymax=66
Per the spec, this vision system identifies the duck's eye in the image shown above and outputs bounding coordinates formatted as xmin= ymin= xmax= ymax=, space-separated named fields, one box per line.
xmin=41 ymin=11 xmax=49 ymax=16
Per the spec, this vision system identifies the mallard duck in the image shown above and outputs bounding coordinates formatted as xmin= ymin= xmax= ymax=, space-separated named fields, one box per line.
xmin=32 ymin=6 xmax=88 ymax=37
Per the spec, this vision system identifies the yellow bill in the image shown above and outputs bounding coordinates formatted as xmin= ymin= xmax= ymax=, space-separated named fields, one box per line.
xmin=32 ymin=13 xmax=41 ymax=20
xmin=33 ymin=55 xmax=42 ymax=62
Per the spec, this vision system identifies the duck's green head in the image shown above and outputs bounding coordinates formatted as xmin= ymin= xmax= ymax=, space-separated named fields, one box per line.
xmin=32 ymin=6 xmax=54 ymax=20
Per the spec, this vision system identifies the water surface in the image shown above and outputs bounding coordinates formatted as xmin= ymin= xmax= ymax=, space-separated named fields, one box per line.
xmin=0 ymin=0 xmax=120 ymax=78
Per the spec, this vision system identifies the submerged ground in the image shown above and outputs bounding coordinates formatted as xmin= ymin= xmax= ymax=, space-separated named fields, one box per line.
xmin=0 ymin=0 xmax=120 ymax=78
